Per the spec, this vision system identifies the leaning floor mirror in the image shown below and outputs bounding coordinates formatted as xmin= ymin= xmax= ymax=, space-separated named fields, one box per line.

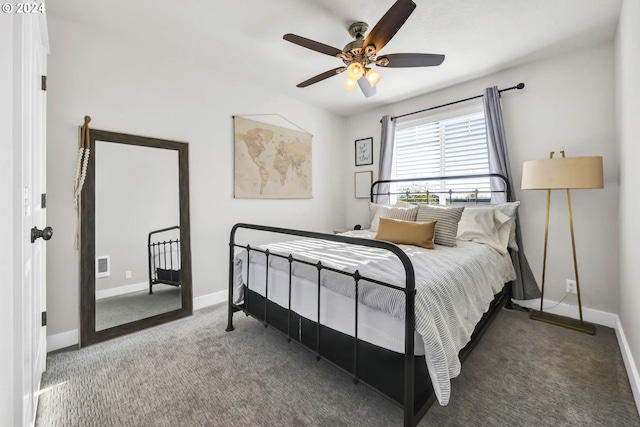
xmin=80 ymin=129 xmax=192 ymax=347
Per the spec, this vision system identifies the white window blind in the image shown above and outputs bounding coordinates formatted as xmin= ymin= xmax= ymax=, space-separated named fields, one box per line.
xmin=392 ymin=108 xmax=491 ymax=202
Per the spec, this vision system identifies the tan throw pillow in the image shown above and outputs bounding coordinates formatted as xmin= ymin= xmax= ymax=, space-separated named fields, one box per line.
xmin=375 ymin=217 xmax=437 ymax=249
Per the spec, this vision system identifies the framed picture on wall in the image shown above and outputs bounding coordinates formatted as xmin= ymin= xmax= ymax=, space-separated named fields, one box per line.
xmin=354 ymin=171 xmax=373 ymax=199
xmin=355 ymin=137 xmax=373 ymax=166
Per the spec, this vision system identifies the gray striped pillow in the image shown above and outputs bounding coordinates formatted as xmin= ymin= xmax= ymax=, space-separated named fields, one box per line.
xmin=416 ymin=205 xmax=465 ymax=247
xmin=370 ymin=205 xmax=419 ymax=232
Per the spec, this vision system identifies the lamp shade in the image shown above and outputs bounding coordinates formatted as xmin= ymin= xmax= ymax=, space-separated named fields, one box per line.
xmin=521 ymin=156 xmax=604 ymax=190
xmin=343 ymin=78 xmax=357 ymax=91
xmin=347 ymin=62 xmax=364 ymax=80
xmin=365 ymin=68 xmax=382 ymax=87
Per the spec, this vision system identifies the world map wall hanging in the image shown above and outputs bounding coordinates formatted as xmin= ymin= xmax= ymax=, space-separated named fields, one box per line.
xmin=233 ymin=116 xmax=312 ymax=199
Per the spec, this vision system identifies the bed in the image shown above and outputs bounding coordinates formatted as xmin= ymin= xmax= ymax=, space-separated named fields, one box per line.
xmin=226 ymin=174 xmax=518 ymax=427
xmin=148 ymin=225 xmax=182 ymax=294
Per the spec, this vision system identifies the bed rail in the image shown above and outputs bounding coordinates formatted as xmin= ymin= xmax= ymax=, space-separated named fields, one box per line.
xmin=148 ymin=225 xmax=181 ymax=294
xmin=371 ymin=173 xmax=511 ymax=204
xmin=227 ymin=223 xmax=419 ymax=427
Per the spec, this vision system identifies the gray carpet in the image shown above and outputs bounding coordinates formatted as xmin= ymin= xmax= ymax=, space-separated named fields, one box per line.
xmin=36 ymin=304 xmax=640 ymax=427
xmin=95 ymin=285 xmax=181 ymax=330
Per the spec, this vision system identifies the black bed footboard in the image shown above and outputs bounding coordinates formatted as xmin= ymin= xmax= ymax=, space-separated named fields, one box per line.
xmin=227 ymin=223 xmax=420 ymax=427
xmin=148 ymin=226 xmax=181 ymax=294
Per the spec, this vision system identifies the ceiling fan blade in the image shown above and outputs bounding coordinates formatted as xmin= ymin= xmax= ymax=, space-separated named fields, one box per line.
xmin=283 ymin=34 xmax=344 ymax=57
xmin=296 ymin=67 xmax=346 ymax=88
xmin=363 ymin=0 xmax=416 ymax=54
xmin=358 ymin=77 xmax=377 ymax=97
xmin=380 ymin=53 xmax=445 ymax=67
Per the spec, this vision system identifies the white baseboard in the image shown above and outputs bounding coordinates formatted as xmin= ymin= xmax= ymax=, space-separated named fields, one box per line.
xmin=95 ymin=281 xmax=148 ymax=300
xmin=614 ymin=317 xmax=640 ymax=418
xmin=512 ymin=298 xmax=617 ymax=328
xmin=47 ymin=329 xmax=78 ymax=352
xmin=193 ymin=290 xmax=227 ymax=310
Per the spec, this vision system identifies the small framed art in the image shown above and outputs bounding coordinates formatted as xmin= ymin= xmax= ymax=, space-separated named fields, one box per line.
xmin=355 ymin=137 xmax=373 ymax=166
xmin=354 ymin=171 xmax=373 ymax=199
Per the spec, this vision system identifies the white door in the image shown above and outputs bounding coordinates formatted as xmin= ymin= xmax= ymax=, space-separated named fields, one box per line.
xmin=16 ymin=12 xmax=49 ymax=427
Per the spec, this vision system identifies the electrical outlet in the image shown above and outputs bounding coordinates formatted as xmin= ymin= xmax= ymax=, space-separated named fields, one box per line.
xmin=125 ymin=271 xmax=132 ymax=279
xmin=566 ymin=279 xmax=577 ymax=294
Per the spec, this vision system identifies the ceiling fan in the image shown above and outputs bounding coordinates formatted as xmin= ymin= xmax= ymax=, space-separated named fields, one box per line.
xmin=283 ymin=0 xmax=445 ymax=97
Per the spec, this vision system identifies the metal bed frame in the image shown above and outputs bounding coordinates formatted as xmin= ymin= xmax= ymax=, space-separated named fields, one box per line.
xmin=226 ymin=174 xmax=512 ymax=427
xmin=148 ymin=225 xmax=182 ymax=294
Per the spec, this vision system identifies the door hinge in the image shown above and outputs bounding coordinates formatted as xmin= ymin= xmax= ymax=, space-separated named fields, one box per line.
xmin=41 ymin=311 xmax=47 ymax=327
xmin=41 ymin=75 xmax=47 ymax=91
xmin=41 ymin=193 xmax=47 ymax=208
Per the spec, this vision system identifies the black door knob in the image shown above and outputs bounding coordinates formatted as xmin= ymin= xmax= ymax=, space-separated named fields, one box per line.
xmin=31 ymin=226 xmax=53 ymax=243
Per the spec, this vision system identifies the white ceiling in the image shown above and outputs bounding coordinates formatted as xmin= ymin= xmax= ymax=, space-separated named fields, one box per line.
xmin=48 ymin=0 xmax=622 ymax=117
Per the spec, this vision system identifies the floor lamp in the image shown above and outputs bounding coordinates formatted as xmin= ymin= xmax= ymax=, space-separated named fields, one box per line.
xmin=521 ymin=151 xmax=604 ymax=335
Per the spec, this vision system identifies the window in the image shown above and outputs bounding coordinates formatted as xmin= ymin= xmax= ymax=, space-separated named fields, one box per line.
xmin=392 ymin=105 xmax=490 ymax=203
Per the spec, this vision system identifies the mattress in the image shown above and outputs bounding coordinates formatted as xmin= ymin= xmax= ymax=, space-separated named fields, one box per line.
xmin=240 ymin=262 xmax=427 ymax=355
xmin=151 ymin=240 xmax=181 ymax=270
xmin=233 ymin=230 xmax=516 ymax=405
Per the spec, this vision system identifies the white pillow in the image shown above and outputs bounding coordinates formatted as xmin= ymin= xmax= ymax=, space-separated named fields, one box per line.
xmin=463 ymin=201 xmax=520 ymax=251
xmin=457 ymin=208 xmax=511 ymax=254
xmin=368 ymin=201 xmax=416 ymax=230
xmin=394 ymin=201 xmax=414 ymax=208
xmin=370 ymin=204 xmax=419 ymax=232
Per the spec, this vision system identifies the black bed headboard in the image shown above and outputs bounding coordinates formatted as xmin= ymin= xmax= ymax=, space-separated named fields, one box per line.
xmin=370 ymin=173 xmax=511 ymax=204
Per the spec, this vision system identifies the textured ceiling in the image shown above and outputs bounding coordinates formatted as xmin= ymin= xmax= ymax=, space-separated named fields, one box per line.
xmin=48 ymin=0 xmax=622 ymax=117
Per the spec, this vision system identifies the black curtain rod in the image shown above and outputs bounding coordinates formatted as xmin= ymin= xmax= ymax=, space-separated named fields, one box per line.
xmin=383 ymin=82 xmax=525 ymax=123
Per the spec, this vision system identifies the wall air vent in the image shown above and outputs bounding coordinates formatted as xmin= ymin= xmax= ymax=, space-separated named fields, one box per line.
xmin=96 ymin=255 xmax=110 ymax=278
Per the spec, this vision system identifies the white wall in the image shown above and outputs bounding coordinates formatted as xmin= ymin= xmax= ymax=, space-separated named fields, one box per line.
xmin=0 ymin=12 xmax=15 ymax=427
xmin=343 ymin=42 xmax=618 ymax=315
xmin=616 ymin=0 xmax=640 ymax=397
xmin=45 ymin=14 xmax=347 ymax=337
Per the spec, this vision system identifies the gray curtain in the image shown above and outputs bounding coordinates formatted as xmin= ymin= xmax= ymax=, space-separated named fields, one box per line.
xmin=375 ymin=115 xmax=396 ymax=204
xmin=483 ymin=86 xmax=540 ymax=300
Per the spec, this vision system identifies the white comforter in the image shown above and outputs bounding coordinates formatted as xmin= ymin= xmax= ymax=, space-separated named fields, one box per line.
xmin=233 ymin=230 xmax=515 ymax=405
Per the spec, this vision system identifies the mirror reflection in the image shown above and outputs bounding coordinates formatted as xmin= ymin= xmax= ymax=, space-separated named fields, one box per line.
xmin=94 ymin=141 xmax=181 ymax=330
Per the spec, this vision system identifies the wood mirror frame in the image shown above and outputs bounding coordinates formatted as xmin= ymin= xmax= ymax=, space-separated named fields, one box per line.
xmin=79 ymin=129 xmax=192 ymax=347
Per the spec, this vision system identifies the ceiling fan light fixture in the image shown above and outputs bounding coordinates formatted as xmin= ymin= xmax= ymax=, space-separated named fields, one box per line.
xmin=343 ymin=77 xmax=357 ymax=91
xmin=283 ymin=0 xmax=445 ymax=96
xmin=365 ymin=68 xmax=382 ymax=87
xmin=347 ymin=62 xmax=364 ymax=80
